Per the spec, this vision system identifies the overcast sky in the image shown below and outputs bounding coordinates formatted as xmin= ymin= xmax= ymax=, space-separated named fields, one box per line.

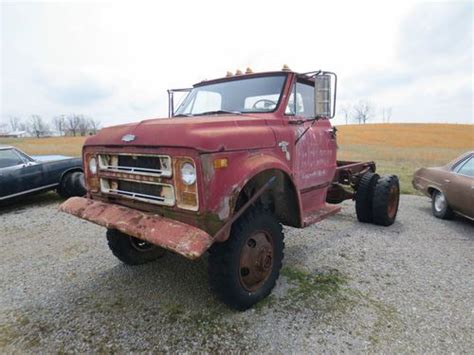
xmin=1 ymin=1 xmax=472 ymax=128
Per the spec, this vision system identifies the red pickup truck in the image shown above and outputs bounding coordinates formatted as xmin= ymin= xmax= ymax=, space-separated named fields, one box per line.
xmin=60 ymin=67 xmax=400 ymax=310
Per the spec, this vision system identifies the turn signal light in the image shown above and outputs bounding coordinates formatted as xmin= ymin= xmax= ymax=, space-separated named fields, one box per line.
xmin=213 ymin=158 xmax=228 ymax=169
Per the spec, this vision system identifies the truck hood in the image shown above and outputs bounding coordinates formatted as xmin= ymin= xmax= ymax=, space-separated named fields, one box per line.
xmin=85 ymin=115 xmax=277 ymax=152
xmin=32 ymin=155 xmax=73 ymax=162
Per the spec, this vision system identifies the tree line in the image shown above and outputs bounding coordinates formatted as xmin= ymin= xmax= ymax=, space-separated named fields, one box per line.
xmin=6 ymin=114 xmax=101 ymax=138
xmin=340 ymin=101 xmax=392 ymax=125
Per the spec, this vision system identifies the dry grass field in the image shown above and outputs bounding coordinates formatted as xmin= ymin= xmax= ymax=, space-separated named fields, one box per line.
xmin=1 ymin=124 xmax=472 ymax=194
xmin=336 ymin=124 xmax=473 ymax=194
xmin=0 ymin=136 xmax=86 ymax=157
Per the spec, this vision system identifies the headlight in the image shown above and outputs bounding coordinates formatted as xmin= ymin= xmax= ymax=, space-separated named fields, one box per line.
xmin=180 ymin=162 xmax=196 ymax=185
xmin=89 ymin=157 xmax=97 ymax=175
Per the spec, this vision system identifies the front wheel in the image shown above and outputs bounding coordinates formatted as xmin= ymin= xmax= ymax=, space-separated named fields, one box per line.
xmin=208 ymin=208 xmax=284 ymax=311
xmin=106 ymin=229 xmax=166 ymax=265
xmin=431 ymin=190 xmax=454 ymax=219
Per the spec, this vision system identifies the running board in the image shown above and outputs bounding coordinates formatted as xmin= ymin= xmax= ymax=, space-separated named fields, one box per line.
xmin=302 ymin=204 xmax=341 ymax=227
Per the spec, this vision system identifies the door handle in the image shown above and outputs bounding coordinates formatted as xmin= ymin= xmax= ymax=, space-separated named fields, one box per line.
xmin=444 ymin=179 xmax=451 ymax=183
xmin=327 ymin=127 xmax=337 ymax=139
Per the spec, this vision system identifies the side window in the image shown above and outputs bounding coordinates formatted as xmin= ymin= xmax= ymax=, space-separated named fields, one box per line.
xmin=15 ymin=149 xmax=34 ymax=163
xmin=285 ymin=81 xmax=315 ymax=118
xmin=0 ymin=149 xmax=24 ymax=168
xmin=455 ymin=156 xmax=474 ymax=177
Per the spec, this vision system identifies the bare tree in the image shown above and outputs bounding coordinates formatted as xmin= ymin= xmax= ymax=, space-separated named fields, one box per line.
xmin=78 ymin=116 xmax=90 ymax=136
xmin=8 ymin=116 xmax=23 ymax=132
xmin=0 ymin=121 xmax=8 ymax=134
xmin=381 ymin=107 xmax=393 ymax=123
xmin=65 ymin=114 xmax=82 ymax=136
xmin=340 ymin=104 xmax=352 ymax=125
xmin=353 ymin=100 xmax=373 ymax=124
xmin=28 ymin=115 xmax=49 ymax=138
xmin=53 ymin=115 xmax=66 ymax=136
xmin=88 ymin=118 xmax=101 ymax=134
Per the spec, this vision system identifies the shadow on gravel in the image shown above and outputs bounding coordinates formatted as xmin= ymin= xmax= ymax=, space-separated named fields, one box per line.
xmin=0 ymin=192 xmax=63 ymax=214
xmin=415 ymin=204 xmax=474 ymax=239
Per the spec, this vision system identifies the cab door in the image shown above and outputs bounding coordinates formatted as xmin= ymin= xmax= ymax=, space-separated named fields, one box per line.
xmin=286 ymin=80 xmax=337 ymax=213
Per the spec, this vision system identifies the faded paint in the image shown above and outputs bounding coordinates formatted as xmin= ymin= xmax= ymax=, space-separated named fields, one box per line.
xmin=59 ymin=197 xmax=213 ymax=260
xmin=64 ymin=70 xmax=384 ymax=261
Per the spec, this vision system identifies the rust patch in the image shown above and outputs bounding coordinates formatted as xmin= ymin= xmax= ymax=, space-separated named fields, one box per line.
xmin=59 ymin=197 xmax=213 ymax=260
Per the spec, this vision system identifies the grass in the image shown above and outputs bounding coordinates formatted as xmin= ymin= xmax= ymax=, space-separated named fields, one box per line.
xmin=0 ymin=136 xmax=86 ymax=157
xmin=1 ymin=124 xmax=472 ymax=194
xmin=336 ymin=123 xmax=473 ymax=194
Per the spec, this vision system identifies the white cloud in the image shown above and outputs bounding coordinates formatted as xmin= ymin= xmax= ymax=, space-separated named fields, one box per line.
xmin=1 ymin=1 xmax=472 ymax=127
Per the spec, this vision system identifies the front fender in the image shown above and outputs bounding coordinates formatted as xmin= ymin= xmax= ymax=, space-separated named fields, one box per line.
xmin=200 ymin=149 xmax=298 ymax=223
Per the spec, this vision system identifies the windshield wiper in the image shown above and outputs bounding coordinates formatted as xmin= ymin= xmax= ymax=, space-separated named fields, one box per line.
xmin=173 ymin=113 xmax=194 ymax=117
xmin=194 ymin=110 xmax=242 ymax=116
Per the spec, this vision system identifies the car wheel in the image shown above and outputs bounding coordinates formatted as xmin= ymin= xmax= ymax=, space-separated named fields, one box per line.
xmin=372 ymin=175 xmax=400 ymax=226
xmin=58 ymin=171 xmax=86 ymax=198
xmin=208 ymin=207 xmax=284 ymax=311
xmin=355 ymin=172 xmax=379 ymax=223
xmin=106 ymin=229 xmax=166 ymax=265
xmin=431 ymin=190 xmax=454 ymax=219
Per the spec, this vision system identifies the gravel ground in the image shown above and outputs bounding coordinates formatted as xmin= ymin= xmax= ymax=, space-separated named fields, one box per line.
xmin=1 ymin=194 xmax=473 ymax=353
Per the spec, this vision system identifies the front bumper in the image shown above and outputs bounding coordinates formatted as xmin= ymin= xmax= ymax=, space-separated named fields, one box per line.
xmin=59 ymin=197 xmax=213 ymax=260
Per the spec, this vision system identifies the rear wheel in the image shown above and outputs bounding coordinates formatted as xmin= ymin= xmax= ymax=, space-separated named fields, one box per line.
xmin=355 ymin=172 xmax=379 ymax=223
xmin=208 ymin=208 xmax=284 ymax=311
xmin=58 ymin=171 xmax=86 ymax=198
xmin=106 ymin=229 xmax=166 ymax=265
xmin=431 ymin=190 xmax=454 ymax=219
xmin=372 ymin=175 xmax=400 ymax=226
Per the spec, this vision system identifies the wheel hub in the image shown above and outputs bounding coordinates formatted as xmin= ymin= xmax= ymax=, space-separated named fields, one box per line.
xmin=129 ymin=237 xmax=155 ymax=252
xmin=434 ymin=192 xmax=446 ymax=212
xmin=387 ymin=185 xmax=399 ymax=219
xmin=239 ymin=232 xmax=274 ymax=292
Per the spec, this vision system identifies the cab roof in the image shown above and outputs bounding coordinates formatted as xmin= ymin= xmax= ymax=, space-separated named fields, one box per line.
xmin=194 ymin=70 xmax=316 ymax=87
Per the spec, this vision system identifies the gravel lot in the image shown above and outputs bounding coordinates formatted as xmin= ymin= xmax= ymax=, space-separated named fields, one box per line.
xmin=1 ymin=194 xmax=473 ymax=353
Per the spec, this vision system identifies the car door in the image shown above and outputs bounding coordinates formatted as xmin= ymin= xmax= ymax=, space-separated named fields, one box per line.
xmin=287 ymin=80 xmax=337 ymax=212
xmin=0 ymin=148 xmax=29 ymax=199
xmin=445 ymin=155 xmax=474 ymax=218
xmin=15 ymin=148 xmax=47 ymax=189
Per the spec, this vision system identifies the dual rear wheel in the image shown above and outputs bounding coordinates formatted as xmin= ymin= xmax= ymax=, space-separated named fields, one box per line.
xmin=355 ymin=172 xmax=400 ymax=226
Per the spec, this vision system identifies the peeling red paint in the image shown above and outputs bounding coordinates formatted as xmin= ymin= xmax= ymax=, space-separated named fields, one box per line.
xmin=59 ymin=197 xmax=213 ymax=260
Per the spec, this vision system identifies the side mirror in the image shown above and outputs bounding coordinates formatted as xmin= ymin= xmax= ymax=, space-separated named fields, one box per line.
xmin=314 ymin=72 xmax=337 ymax=118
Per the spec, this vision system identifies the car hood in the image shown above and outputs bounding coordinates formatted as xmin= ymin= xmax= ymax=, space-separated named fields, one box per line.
xmin=32 ymin=155 xmax=74 ymax=162
xmin=84 ymin=115 xmax=277 ymax=152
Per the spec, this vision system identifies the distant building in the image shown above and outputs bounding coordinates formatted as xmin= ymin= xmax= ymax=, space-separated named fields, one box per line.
xmin=0 ymin=130 xmax=29 ymax=138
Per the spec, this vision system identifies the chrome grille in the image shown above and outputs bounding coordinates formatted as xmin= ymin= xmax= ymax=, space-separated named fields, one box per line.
xmin=97 ymin=153 xmax=175 ymax=206
xmin=98 ymin=153 xmax=172 ymax=177
xmin=100 ymin=178 xmax=175 ymax=206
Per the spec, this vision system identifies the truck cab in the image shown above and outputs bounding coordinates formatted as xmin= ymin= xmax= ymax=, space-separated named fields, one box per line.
xmin=60 ymin=67 xmax=400 ymax=310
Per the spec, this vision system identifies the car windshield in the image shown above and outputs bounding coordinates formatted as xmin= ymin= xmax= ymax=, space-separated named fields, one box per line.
xmin=175 ymin=75 xmax=287 ymax=116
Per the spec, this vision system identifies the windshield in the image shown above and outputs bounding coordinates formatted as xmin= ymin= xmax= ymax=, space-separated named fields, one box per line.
xmin=175 ymin=75 xmax=287 ymax=116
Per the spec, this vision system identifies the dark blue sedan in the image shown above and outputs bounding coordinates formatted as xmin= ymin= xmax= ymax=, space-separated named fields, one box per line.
xmin=0 ymin=145 xmax=85 ymax=203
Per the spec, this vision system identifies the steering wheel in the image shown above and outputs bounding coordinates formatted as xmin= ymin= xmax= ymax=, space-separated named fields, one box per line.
xmin=252 ymin=99 xmax=277 ymax=110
